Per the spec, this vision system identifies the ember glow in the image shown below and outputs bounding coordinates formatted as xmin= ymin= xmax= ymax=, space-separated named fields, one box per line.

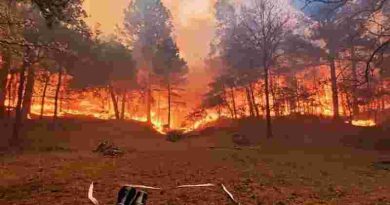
xmin=350 ymin=120 xmax=376 ymax=127
xmin=4 ymin=61 xmax=386 ymax=133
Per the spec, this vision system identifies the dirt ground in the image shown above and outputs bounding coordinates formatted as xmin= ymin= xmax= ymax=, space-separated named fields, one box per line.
xmin=1 ymin=118 xmax=390 ymax=205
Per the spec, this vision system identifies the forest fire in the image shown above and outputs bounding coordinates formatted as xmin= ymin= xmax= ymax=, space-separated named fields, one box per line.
xmin=350 ymin=119 xmax=377 ymax=127
xmin=0 ymin=0 xmax=388 ymax=138
xmin=3 ymin=64 xmax=388 ymax=134
xmin=1 ymin=1 xmax=390 ymax=205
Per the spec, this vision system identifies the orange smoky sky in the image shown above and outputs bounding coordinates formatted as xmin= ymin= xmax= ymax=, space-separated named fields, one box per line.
xmin=83 ymin=0 xmax=217 ymax=68
xmin=83 ymin=0 xmax=217 ymax=109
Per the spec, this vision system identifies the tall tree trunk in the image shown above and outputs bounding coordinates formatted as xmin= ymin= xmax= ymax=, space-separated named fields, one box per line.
xmin=53 ymin=67 xmax=63 ymax=122
xmin=329 ymin=57 xmax=340 ymax=120
xmin=40 ymin=75 xmax=50 ymax=119
xmin=264 ymin=66 xmax=273 ymax=138
xmin=21 ymin=64 xmax=35 ymax=119
xmin=0 ymin=52 xmax=11 ymax=118
xmin=350 ymin=46 xmax=359 ymax=116
xmin=11 ymin=58 xmax=29 ymax=147
xmin=7 ymin=73 xmax=14 ymax=118
xmin=230 ymin=87 xmax=237 ymax=119
xmin=222 ymin=88 xmax=234 ymax=118
xmin=146 ymin=72 xmax=152 ymax=124
xmin=120 ymin=89 xmax=127 ymax=120
xmin=217 ymin=105 xmax=222 ymax=119
xmin=0 ymin=1 xmax=16 ymax=118
xmin=109 ymin=85 xmax=120 ymax=120
xmin=245 ymin=86 xmax=254 ymax=117
xmin=167 ymin=81 xmax=171 ymax=129
xmin=59 ymin=88 xmax=64 ymax=113
xmin=271 ymin=76 xmax=281 ymax=116
xmin=249 ymin=83 xmax=260 ymax=117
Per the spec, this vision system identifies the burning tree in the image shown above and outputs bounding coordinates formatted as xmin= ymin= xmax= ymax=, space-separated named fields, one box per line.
xmin=300 ymin=0 xmax=390 ymax=80
xmin=124 ymin=0 xmax=174 ymax=125
xmin=69 ymin=38 xmax=137 ymax=121
xmin=0 ymin=0 xmax=89 ymax=146
xmin=203 ymin=75 xmax=238 ymax=119
xmin=300 ymin=0 xmax=389 ymax=120
xmin=152 ymin=37 xmax=188 ymax=129
xmin=212 ymin=0 xmax=293 ymax=138
xmin=0 ymin=0 xmax=86 ymax=118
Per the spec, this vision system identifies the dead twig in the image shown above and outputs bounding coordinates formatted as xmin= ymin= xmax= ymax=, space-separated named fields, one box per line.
xmin=222 ymin=184 xmax=240 ymax=205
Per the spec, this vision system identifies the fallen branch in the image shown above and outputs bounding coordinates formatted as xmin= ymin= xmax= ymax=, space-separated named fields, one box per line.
xmin=88 ymin=182 xmax=99 ymax=205
xmin=221 ymin=184 xmax=240 ymax=205
xmin=176 ymin=183 xmax=216 ymax=188
xmin=123 ymin=184 xmax=162 ymax=190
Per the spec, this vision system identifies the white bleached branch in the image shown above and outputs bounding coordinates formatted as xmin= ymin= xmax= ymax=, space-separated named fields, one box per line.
xmin=123 ymin=184 xmax=162 ymax=190
xmin=221 ymin=184 xmax=240 ymax=205
xmin=88 ymin=182 xmax=99 ymax=205
xmin=176 ymin=183 xmax=216 ymax=188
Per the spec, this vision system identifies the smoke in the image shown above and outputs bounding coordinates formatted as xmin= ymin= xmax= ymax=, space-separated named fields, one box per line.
xmin=83 ymin=0 xmax=217 ymax=68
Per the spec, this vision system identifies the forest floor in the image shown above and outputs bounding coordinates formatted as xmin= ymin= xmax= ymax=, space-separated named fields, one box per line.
xmin=1 ymin=117 xmax=390 ymax=205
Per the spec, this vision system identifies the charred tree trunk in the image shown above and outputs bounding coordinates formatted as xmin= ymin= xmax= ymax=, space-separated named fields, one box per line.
xmin=11 ymin=58 xmax=29 ymax=147
xmin=146 ymin=72 xmax=152 ymax=124
xmin=157 ymin=92 xmax=161 ymax=123
xmin=53 ymin=67 xmax=63 ymax=122
xmin=7 ymin=72 xmax=14 ymax=118
xmin=246 ymin=86 xmax=255 ymax=117
xmin=249 ymin=83 xmax=259 ymax=118
xmin=21 ymin=65 xmax=35 ymax=119
xmin=167 ymin=81 xmax=171 ymax=129
xmin=0 ymin=52 xmax=11 ymax=118
xmin=0 ymin=1 xmax=16 ymax=118
xmin=270 ymin=75 xmax=280 ymax=116
xmin=59 ymin=88 xmax=64 ymax=113
xmin=109 ymin=85 xmax=120 ymax=120
xmin=264 ymin=66 xmax=273 ymax=138
xmin=120 ymin=89 xmax=127 ymax=120
xmin=329 ymin=56 xmax=340 ymax=120
xmin=40 ymin=75 xmax=50 ymax=119
xmin=222 ymin=88 xmax=234 ymax=118
xmin=350 ymin=47 xmax=359 ymax=116
xmin=230 ymin=87 xmax=238 ymax=119
xmin=217 ymin=105 xmax=222 ymax=119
